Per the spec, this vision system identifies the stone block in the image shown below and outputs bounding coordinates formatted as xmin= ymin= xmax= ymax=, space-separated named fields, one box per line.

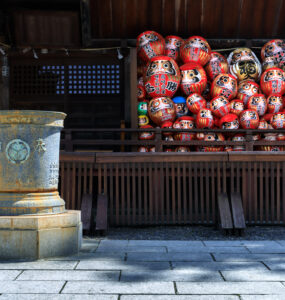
xmin=0 ymin=260 xmax=77 ymax=270
xmin=176 ymin=282 xmax=285 ymax=294
xmin=203 ymin=241 xmax=281 ymax=247
xmin=241 ymin=296 xmax=285 ymax=300
xmin=0 ymin=296 xmax=118 ymax=300
xmin=0 ymin=270 xmax=22 ymax=280
xmin=121 ymin=296 xmax=239 ymax=300
xmin=62 ymin=281 xmax=175 ymax=294
xmin=0 ymin=210 xmax=82 ymax=260
xmin=167 ymin=246 xmax=249 ymax=253
xmin=96 ymin=246 xmax=166 ymax=253
xmin=221 ymin=270 xmax=285 ymax=281
xmin=213 ymin=253 xmax=285 ymax=262
xmin=128 ymin=240 xmax=204 ymax=247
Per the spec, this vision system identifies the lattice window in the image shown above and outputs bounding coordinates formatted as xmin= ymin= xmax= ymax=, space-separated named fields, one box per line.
xmin=11 ymin=63 xmax=122 ymax=96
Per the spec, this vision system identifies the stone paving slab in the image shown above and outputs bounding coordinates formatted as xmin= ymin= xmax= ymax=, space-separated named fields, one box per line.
xmin=0 ymin=260 xmax=78 ymax=270
xmin=176 ymin=282 xmax=285 ymax=294
xmin=213 ymin=253 xmax=285 ymax=262
xmin=264 ymin=261 xmax=285 ymax=271
xmin=0 ymin=270 xmax=22 ymax=280
xmin=121 ymin=296 xmax=240 ymax=300
xmin=127 ymin=252 xmax=213 ymax=262
xmin=246 ymin=246 xmax=285 ymax=253
xmin=17 ymin=270 xmax=120 ymax=281
xmin=0 ymin=295 xmax=118 ymax=300
xmin=120 ymin=270 xmax=223 ymax=282
xmin=96 ymin=246 xmax=167 ymax=253
xmin=76 ymin=261 xmax=171 ymax=271
xmin=62 ymin=281 xmax=175 ymax=294
xmin=241 ymin=296 xmax=285 ymax=300
xmin=167 ymin=246 xmax=249 ymax=253
xmin=276 ymin=241 xmax=285 ymax=246
xmin=48 ymin=252 xmax=125 ymax=261
xmin=204 ymin=241 xmax=282 ymax=247
xmin=222 ymin=270 xmax=285 ymax=281
xmin=172 ymin=261 xmax=268 ymax=271
xmin=99 ymin=240 xmax=129 ymax=247
xmin=128 ymin=240 xmax=204 ymax=247
xmin=0 ymin=281 xmax=65 ymax=294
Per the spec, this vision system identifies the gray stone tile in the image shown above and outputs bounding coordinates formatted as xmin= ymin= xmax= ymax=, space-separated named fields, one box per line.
xmin=241 ymin=296 xmax=285 ymax=300
xmin=0 ymin=295 xmax=118 ymax=300
xmin=48 ymin=252 xmax=125 ymax=261
xmin=0 ymin=260 xmax=78 ymax=270
xmin=0 ymin=281 xmax=65 ymax=294
xmin=276 ymin=240 xmax=285 ymax=247
xmin=121 ymin=296 xmax=239 ymax=300
xmin=203 ymin=241 xmax=281 ymax=247
xmin=0 ymin=271 xmax=22 ymax=280
xmin=62 ymin=281 xmax=175 ymax=294
xmin=172 ymin=261 xmax=268 ymax=271
xmin=264 ymin=261 xmax=285 ymax=271
xmin=99 ymin=240 xmax=129 ymax=247
xmin=120 ymin=270 xmax=223 ymax=282
xmin=127 ymin=252 xmax=212 ymax=262
xmin=128 ymin=240 xmax=204 ymax=247
xmin=17 ymin=270 xmax=120 ymax=281
xmin=167 ymin=246 xmax=248 ymax=253
xmin=222 ymin=270 xmax=285 ymax=281
xmin=76 ymin=261 xmax=170 ymax=271
xmin=213 ymin=253 xmax=285 ymax=262
xmin=176 ymin=282 xmax=285 ymax=294
xmin=246 ymin=246 xmax=285 ymax=253
xmin=96 ymin=246 xmax=166 ymax=253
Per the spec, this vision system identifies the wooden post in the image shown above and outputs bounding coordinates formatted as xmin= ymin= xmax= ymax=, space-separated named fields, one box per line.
xmin=155 ymin=127 xmax=163 ymax=152
xmin=245 ymin=132 xmax=254 ymax=151
xmin=0 ymin=55 xmax=9 ymax=110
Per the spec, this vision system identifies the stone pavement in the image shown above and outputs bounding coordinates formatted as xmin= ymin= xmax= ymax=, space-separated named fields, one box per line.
xmin=1 ymin=239 xmax=285 ymax=299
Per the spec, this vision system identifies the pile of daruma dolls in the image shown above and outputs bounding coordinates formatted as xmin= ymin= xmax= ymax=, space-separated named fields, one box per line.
xmin=137 ymin=31 xmax=285 ymax=152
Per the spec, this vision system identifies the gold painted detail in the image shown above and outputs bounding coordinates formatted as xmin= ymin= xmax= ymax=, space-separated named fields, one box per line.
xmin=35 ymin=138 xmax=46 ymax=153
xmin=5 ymin=139 xmax=30 ymax=164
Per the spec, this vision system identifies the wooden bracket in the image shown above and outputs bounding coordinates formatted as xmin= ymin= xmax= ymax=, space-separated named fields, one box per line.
xmin=218 ymin=193 xmax=233 ymax=234
xmin=230 ymin=192 xmax=246 ymax=235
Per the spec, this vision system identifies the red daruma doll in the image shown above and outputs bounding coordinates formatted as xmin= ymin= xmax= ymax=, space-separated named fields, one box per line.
xmin=196 ymin=108 xmax=214 ymax=129
xmin=247 ymin=94 xmax=267 ymax=116
xmin=211 ymin=74 xmax=237 ymax=101
xmin=144 ymin=56 xmax=181 ymax=98
xmin=186 ymin=93 xmax=207 ymax=114
xmin=240 ymin=109 xmax=260 ymax=129
xmin=148 ymin=97 xmax=176 ymax=126
xmin=260 ymin=67 xmax=285 ymax=95
xmin=230 ymin=99 xmax=244 ymax=116
xmin=204 ymin=52 xmax=229 ymax=81
xmin=164 ymin=36 xmax=183 ymax=61
xmin=180 ymin=62 xmax=207 ymax=95
xmin=220 ymin=113 xmax=240 ymax=129
xmin=173 ymin=116 xmax=195 ymax=141
xmin=237 ymin=80 xmax=260 ymax=105
xmin=271 ymin=112 xmax=285 ymax=129
xmin=137 ymin=31 xmax=165 ymax=63
xmin=210 ymin=96 xmax=230 ymax=118
xmin=267 ymin=94 xmax=283 ymax=113
xmin=180 ymin=36 xmax=211 ymax=66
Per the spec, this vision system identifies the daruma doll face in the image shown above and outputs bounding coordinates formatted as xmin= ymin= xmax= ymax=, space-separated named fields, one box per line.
xmin=210 ymin=96 xmax=230 ymax=118
xmin=237 ymin=80 xmax=259 ymax=105
xmin=186 ymin=93 xmax=207 ymax=114
xmin=164 ymin=35 xmax=183 ymax=61
xmin=196 ymin=108 xmax=214 ymax=129
xmin=204 ymin=52 xmax=228 ymax=81
xmin=271 ymin=112 xmax=285 ymax=129
xmin=247 ymin=94 xmax=267 ymax=116
xmin=240 ymin=109 xmax=260 ymax=129
xmin=211 ymin=74 xmax=237 ymax=100
xmin=260 ymin=67 xmax=285 ymax=95
xmin=148 ymin=97 xmax=176 ymax=126
xmin=267 ymin=94 xmax=283 ymax=113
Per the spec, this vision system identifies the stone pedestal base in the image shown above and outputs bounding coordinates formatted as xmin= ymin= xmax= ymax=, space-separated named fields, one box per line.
xmin=0 ymin=210 xmax=82 ymax=260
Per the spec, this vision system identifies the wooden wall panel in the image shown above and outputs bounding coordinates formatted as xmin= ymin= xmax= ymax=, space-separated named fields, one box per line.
xmin=87 ymin=0 xmax=285 ymax=40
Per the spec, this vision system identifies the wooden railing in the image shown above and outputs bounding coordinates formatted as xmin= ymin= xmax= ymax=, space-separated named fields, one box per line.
xmin=60 ymin=152 xmax=285 ymax=226
xmin=61 ymin=128 xmax=285 ymax=152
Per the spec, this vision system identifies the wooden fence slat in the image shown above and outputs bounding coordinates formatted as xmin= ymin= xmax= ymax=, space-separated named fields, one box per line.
xmin=166 ymin=162 xmax=170 ymax=223
xmin=182 ymin=162 xmax=187 ymax=224
xmin=242 ymin=162 xmax=247 ymax=222
xmin=126 ymin=162 xmax=131 ymax=225
xmin=194 ymin=162 xmax=198 ymax=224
xmin=265 ymin=161 xmax=269 ymax=223
xmin=121 ymin=163 xmax=125 ymax=225
xmin=188 ymin=162 xmax=193 ymax=223
xmin=253 ymin=162 xmax=257 ymax=223
xmin=115 ymin=163 xmax=119 ymax=225
xmin=143 ymin=162 xmax=148 ymax=224
xmin=271 ymin=161 xmax=275 ymax=223
xmin=71 ymin=162 xmax=76 ymax=210
xmin=77 ymin=162 xmax=82 ymax=209
xmin=138 ymin=163 xmax=142 ymax=224
xmin=177 ymin=162 xmax=182 ymax=223
xmin=83 ymin=162 xmax=87 ymax=195
xmin=154 ymin=162 xmax=159 ymax=224
xmin=132 ymin=162 xmax=136 ymax=225
xmin=149 ymin=162 xmax=153 ymax=224
xmin=211 ymin=161 xmax=216 ymax=224
xmin=110 ymin=163 xmax=114 ymax=223
xmin=259 ymin=161 xmax=264 ymax=223
xmin=283 ymin=161 xmax=285 ymax=223
xmin=205 ymin=162 xmax=210 ymax=224
xmin=277 ymin=162 xmax=280 ymax=223
xmin=200 ymin=161 xmax=204 ymax=223
xmin=171 ymin=162 xmax=176 ymax=224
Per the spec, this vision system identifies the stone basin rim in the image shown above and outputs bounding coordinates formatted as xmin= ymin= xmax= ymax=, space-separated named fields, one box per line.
xmin=0 ymin=110 xmax=66 ymax=118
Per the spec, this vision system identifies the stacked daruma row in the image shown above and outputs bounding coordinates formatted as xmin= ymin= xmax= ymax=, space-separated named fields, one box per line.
xmin=136 ymin=31 xmax=285 ymax=152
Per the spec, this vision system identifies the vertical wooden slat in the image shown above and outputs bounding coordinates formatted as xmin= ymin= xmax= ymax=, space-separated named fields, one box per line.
xmin=205 ymin=161 xmax=210 ymax=224
xmin=259 ymin=161 xmax=264 ymax=223
xmin=282 ymin=161 xmax=285 ymax=223
xmin=253 ymin=162 xmax=257 ymax=223
xmin=110 ymin=163 xmax=114 ymax=223
xmin=121 ymin=163 xmax=125 ymax=225
xmin=217 ymin=161 xmax=221 ymax=195
xmin=83 ymin=162 xmax=87 ymax=195
xmin=242 ymin=162 xmax=247 ymax=222
xmin=222 ymin=161 xmax=227 ymax=194
xmin=66 ymin=162 xmax=71 ymax=209
xmin=271 ymin=161 xmax=275 ymax=223
xmin=276 ymin=162 xmax=280 ymax=223
xmin=138 ymin=162 xmax=142 ymax=224
xmin=71 ymin=162 xmax=76 ymax=210
xmin=98 ymin=164 xmax=102 ymax=195
xmin=77 ymin=162 xmax=82 ymax=210
xmin=149 ymin=162 xmax=153 ymax=224
xmin=143 ymin=162 xmax=148 ymax=224
xmin=103 ymin=163 xmax=107 ymax=196
xmin=265 ymin=161 xmax=269 ymax=223
xmin=230 ymin=162 xmax=235 ymax=194
xmin=115 ymin=163 xmax=119 ymax=225
xmin=166 ymin=162 xmax=170 ymax=223
xmin=132 ymin=162 xmax=136 ymax=225
xmin=154 ymin=162 xmax=159 ymax=224
xmin=248 ymin=162 xmax=252 ymax=224
xmin=200 ymin=162 xmax=204 ymax=223
xmin=236 ymin=162 xmax=240 ymax=194
xmin=193 ymin=162 xmax=198 ymax=223
xmin=188 ymin=162 xmax=193 ymax=223
xmin=177 ymin=162 xmax=182 ymax=223
xmin=211 ymin=161 xmax=216 ymax=224
xmin=182 ymin=162 xmax=187 ymax=224
xmin=171 ymin=162 xmax=176 ymax=224
xmin=160 ymin=162 xmax=165 ymax=224
xmin=126 ymin=162 xmax=131 ymax=225
xmin=89 ymin=163 xmax=93 ymax=196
